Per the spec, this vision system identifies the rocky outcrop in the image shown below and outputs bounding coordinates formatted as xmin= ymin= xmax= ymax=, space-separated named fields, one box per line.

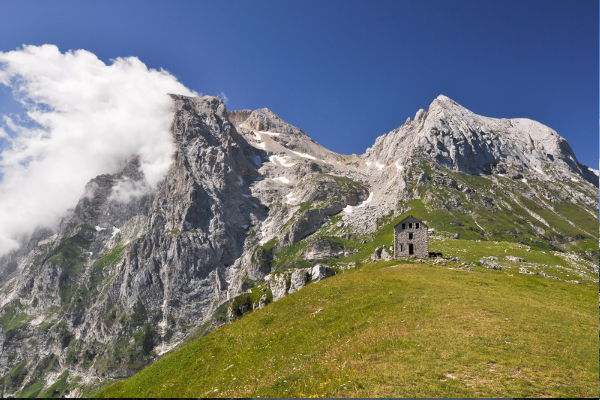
xmin=265 ymin=264 xmax=335 ymax=300
xmin=310 ymin=264 xmax=336 ymax=282
xmin=303 ymin=238 xmax=346 ymax=261
xmin=371 ymin=246 xmax=393 ymax=261
xmin=227 ymin=109 xmax=252 ymax=126
xmin=288 ymin=269 xmax=311 ymax=294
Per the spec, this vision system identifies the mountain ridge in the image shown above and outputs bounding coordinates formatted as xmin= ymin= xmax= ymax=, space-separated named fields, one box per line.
xmin=0 ymin=93 xmax=597 ymax=397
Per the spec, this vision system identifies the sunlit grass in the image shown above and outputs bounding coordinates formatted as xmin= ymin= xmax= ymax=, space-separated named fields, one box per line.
xmin=95 ymin=262 xmax=598 ymax=398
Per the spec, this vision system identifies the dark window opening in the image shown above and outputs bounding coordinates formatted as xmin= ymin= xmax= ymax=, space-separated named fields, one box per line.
xmin=402 ymin=223 xmax=405 ymax=229
xmin=408 ymin=233 xmax=413 ymax=239
xmin=400 ymin=244 xmax=403 ymax=252
xmin=408 ymin=223 xmax=413 ymax=228
xmin=408 ymin=243 xmax=414 ymax=255
xmin=416 ymin=223 xmax=420 ymax=229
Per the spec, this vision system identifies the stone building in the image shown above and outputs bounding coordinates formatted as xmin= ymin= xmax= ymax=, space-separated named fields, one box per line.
xmin=393 ymin=216 xmax=429 ymax=258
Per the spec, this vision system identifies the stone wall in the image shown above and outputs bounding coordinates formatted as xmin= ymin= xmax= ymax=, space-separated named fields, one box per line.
xmin=394 ymin=218 xmax=429 ymax=258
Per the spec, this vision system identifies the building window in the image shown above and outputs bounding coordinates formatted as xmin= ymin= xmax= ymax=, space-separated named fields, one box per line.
xmin=408 ymin=233 xmax=413 ymax=239
xmin=402 ymin=223 xmax=405 ymax=229
xmin=400 ymin=244 xmax=403 ymax=252
xmin=416 ymin=223 xmax=420 ymax=229
xmin=409 ymin=223 xmax=413 ymax=228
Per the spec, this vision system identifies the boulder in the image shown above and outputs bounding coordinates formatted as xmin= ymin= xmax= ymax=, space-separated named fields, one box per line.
xmin=380 ymin=247 xmax=393 ymax=260
xmin=266 ymin=273 xmax=289 ymax=301
xmin=288 ymin=268 xmax=310 ymax=294
xmin=505 ymin=255 xmax=525 ymax=262
xmin=310 ymin=264 xmax=336 ymax=282
xmin=483 ymin=262 xmax=502 ymax=270
xmin=481 ymin=256 xmax=498 ymax=261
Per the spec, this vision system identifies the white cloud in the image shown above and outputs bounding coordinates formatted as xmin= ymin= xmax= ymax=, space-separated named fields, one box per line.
xmin=109 ymin=178 xmax=149 ymax=203
xmin=218 ymin=91 xmax=229 ymax=104
xmin=0 ymin=44 xmax=195 ymax=256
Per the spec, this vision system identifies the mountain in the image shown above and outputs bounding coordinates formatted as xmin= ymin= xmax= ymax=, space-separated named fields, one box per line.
xmin=0 ymin=94 xmax=597 ymax=397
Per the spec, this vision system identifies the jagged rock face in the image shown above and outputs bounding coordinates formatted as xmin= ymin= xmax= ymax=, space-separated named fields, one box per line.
xmin=365 ymin=95 xmax=597 ymax=183
xmin=302 ymin=238 xmax=346 ymax=261
xmin=227 ymin=109 xmax=252 ymax=126
xmin=0 ymin=93 xmax=597 ymax=397
xmin=111 ymin=94 xmax=262 ymax=330
xmin=0 ymin=95 xmax=265 ymax=395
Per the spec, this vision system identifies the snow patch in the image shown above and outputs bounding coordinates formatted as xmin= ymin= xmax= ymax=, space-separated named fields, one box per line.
xmin=269 ymin=155 xmax=296 ymax=167
xmin=95 ymin=226 xmax=106 ymax=232
xmin=357 ymin=192 xmax=373 ymax=208
xmin=344 ymin=192 xmax=372 ymax=214
xmin=257 ymin=130 xmax=281 ymax=137
xmin=111 ymin=227 xmax=121 ymax=238
xmin=290 ymin=150 xmax=317 ymax=160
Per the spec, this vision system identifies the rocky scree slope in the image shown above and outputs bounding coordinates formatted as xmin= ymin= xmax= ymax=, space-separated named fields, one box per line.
xmin=0 ymin=94 xmax=597 ymax=397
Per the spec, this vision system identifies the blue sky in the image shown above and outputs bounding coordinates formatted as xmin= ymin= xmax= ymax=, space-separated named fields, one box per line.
xmin=0 ymin=0 xmax=597 ymax=166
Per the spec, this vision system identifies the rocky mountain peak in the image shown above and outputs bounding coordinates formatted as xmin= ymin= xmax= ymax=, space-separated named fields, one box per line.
xmin=364 ymin=95 xmax=597 ymax=185
xmin=425 ymin=94 xmax=477 ymax=122
xmin=239 ymin=107 xmax=305 ymax=136
xmin=430 ymin=93 xmax=461 ymax=106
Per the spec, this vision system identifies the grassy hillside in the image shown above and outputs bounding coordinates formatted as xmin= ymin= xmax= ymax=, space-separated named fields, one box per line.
xmin=95 ymin=261 xmax=598 ymax=398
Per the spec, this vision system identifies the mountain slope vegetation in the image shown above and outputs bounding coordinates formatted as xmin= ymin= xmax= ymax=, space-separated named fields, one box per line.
xmin=94 ymin=260 xmax=598 ymax=398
